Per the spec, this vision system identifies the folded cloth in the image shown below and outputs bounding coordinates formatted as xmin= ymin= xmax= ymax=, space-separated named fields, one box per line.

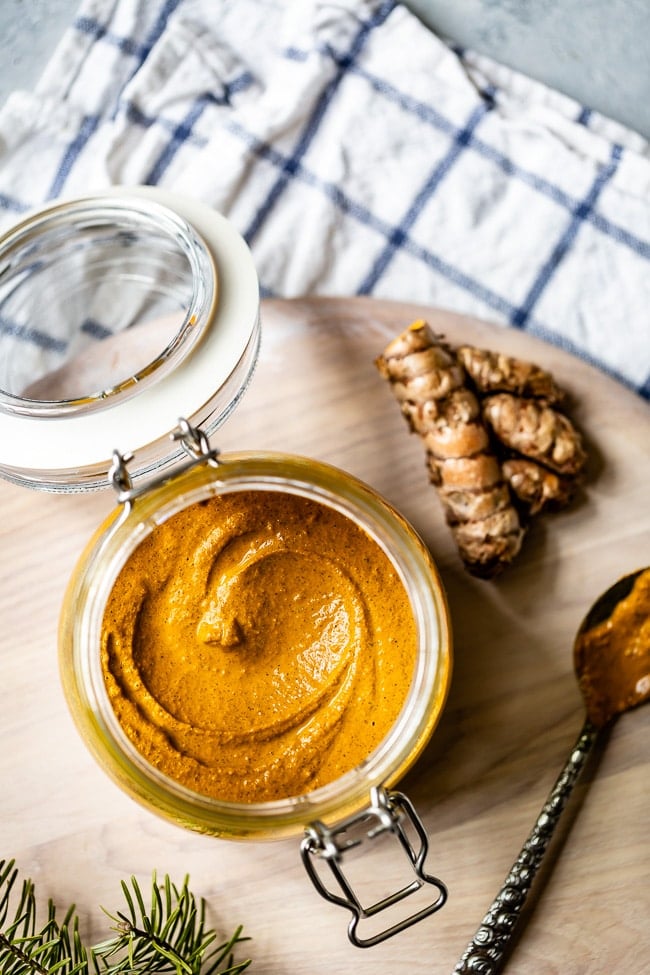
xmin=0 ymin=0 xmax=648 ymax=398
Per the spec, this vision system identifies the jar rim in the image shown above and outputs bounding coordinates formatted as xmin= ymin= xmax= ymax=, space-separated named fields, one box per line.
xmin=0 ymin=188 xmax=260 ymax=492
xmin=0 ymin=196 xmax=214 ymax=419
xmin=60 ymin=452 xmax=452 ymax=838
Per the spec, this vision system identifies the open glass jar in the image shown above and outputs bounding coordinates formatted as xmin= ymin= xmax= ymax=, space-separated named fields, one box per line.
xmin=59 ymin=439 xmax=451 ymax=838
xmin=1 ymin=190 xmax=452 ymax=947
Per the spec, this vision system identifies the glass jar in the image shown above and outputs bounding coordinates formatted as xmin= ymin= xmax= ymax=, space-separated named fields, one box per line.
xmin=59 ymin=441 xmax=451 ymax=840
xmin=2 ymin=191 xmax=452 ymax=946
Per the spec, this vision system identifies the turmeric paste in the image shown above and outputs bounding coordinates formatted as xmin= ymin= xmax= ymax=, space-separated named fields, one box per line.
xmin=101 ymin=490 xmax=417 ymax=804
xmin=574 ymin=567 xmax=650 ymax=729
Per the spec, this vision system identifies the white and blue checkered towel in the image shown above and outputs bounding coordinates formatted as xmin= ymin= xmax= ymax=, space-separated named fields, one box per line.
xmin=1 ymin=0 xmax=649 ymax=399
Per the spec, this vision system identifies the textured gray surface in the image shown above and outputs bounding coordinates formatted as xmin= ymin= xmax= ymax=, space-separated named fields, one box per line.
xmin=0 ymin=0 xmax=78 ymax=97
xmin=0 ymin=0 xmax=648 ymax=138
xmin=407 ymin=0 xmax=650 ymax=138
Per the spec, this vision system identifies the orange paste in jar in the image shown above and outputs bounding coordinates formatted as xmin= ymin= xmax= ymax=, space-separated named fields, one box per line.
xmin=101 ymin=490 xmax=418 ymax=803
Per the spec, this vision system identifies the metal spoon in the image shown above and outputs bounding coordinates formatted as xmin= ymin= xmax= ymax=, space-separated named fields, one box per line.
xmin=453 ymin=567 xmax=650 ymax=975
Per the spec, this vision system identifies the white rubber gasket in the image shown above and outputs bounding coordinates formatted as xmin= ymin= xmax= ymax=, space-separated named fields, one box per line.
xmin=0 ymin=187 xmax=259 ymax=481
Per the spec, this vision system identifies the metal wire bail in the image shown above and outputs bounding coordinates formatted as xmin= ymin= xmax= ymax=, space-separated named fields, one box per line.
xmin=301 ymin=786 xmax=447 ymax=948
xmin=109 ymin=417 xmax=221 ymax=506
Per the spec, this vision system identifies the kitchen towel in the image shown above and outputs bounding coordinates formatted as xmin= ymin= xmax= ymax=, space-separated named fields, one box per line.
xmin=0 ymin=0 xmax=649 ymax=398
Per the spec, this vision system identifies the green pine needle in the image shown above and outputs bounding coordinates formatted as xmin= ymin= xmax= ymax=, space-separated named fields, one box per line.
xmin=0 ymin=861 xmax=251 ymax=975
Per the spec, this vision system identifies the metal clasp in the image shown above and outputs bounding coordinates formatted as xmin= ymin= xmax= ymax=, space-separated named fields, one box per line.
xmin=109 ymin=417 xmax=221 ymax=508
xmin=301 ymin=786 xmax=447 ymax=948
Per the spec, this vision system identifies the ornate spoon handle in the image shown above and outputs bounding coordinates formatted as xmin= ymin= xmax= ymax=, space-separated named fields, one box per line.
xmin=453 ymin=719 xmax=599 ymax=975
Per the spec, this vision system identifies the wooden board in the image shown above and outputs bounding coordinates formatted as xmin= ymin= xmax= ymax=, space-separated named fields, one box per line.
xmin=1 ymin=296 xmax=648 ymax=975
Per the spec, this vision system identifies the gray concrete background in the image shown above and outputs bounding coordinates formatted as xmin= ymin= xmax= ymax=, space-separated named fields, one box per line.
xmin=0 ymin=0 xmax=648 ymax=139
xmin=0 ymin=0 xmax=78 ymax=96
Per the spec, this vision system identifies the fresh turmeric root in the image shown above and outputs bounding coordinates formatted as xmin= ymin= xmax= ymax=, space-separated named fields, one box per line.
xmin=376 ymin=321 xmax=524 ymax=578
xmin=456 ymin=345 xmax=564 ymax=403
xmin=482 ymin=393 xmax=586 ymax=476
xmin=457 ymin=345 xmax=585 ymax=505
xmin=501 ymin=458 xmax=575 ymax=515
xmin=376 ymin=325 xmax=587 ymax=576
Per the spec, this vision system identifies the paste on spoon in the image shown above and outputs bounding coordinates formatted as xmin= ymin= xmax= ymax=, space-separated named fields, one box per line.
xmin=101 ymin=490 xmax=417 ymax=803
xmin=574 ymin=567 xmax=650 ymax=728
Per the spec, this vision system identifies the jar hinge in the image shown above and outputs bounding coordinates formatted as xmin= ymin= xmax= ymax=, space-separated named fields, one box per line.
xmin=109 ymin=417 xmax=220 ymax=507
xmin=300 ymin=785 xmax=447 ymax=948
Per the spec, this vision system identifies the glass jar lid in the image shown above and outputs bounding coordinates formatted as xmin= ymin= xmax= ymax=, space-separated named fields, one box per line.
xmin=0 ymin=188 xmax=260 ymax=492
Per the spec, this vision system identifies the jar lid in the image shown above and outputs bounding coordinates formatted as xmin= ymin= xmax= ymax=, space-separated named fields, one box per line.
xmin=0 ymin=187 xmax=259 ymax=492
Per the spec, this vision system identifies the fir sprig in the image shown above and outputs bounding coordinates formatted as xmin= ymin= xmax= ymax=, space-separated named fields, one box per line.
xmin=0 ymin=861 xmax=251 ymax=975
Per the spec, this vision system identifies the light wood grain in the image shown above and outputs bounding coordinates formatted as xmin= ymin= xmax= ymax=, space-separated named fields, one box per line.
xmin=1 ymin=296 xmax=648 ymax=975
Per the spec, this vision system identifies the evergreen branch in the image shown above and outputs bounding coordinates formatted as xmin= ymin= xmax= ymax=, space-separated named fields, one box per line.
xmin=0 ymin=862 xmax=88 ymax=975
xmin=0 ymin=861 xmax=251 ymax=975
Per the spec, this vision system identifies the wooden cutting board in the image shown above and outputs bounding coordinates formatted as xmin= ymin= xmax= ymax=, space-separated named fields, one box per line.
xmin=1 ymin=296 xmax=648 ymax=975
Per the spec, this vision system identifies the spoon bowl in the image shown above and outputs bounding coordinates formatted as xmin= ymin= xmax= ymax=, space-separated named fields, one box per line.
xmin=574 ymin=567 xmax=650 ymax=729
xmin=454 ymin=567 xmax=650 ymax=975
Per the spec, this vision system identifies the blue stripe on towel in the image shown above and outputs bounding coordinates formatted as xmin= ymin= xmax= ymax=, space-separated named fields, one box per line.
xmin=145 ymin=98 xmax=213 ymax=186
xmin=244 ymin=0 xmax=396 ymax=245
xmin=137 ymin=0 xmax=185 ymax=69
xmin=0 ymin=0 xmax=646 ymax=403
xmin=358 ymin=98 xmax=494 ymax=294
xmin=352 ymin=65 xmax=649 ymax=262
xmin=47 ymin=114 xmax=101 ymax=199
xmin=228 ymin=117 xmax=522 ymax=323
xmin=74 ymin=16 xmax=149 ymax=59
xmin=144 ymin=73 xmax=255 ymax=185
xmin=76 ymin=0 xmax=184 ymax=72
xmin=510 ymin=144 xmax=622 ymax=328
xmin=0 ymin=193 xmax=28 ymax=214
xmin=294 ymin=51 xmax=650 ymax=263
